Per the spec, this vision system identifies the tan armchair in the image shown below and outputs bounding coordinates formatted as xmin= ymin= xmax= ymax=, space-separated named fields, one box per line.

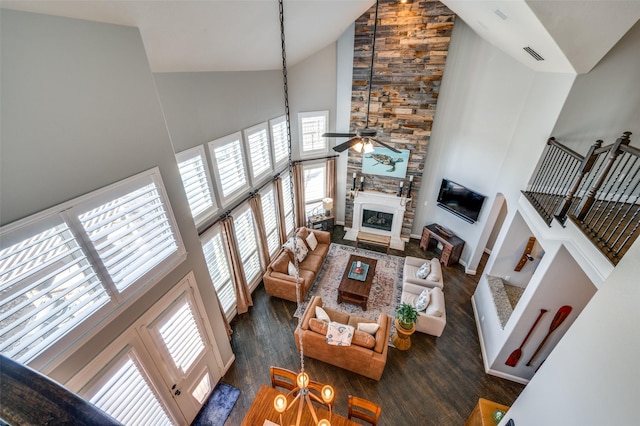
xmin=403 ymin=257 xmax=444 ymax=289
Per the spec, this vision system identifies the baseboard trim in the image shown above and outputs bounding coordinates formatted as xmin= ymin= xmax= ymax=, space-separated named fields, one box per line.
xmin=472 ymin=296 xmax=529 ymax=385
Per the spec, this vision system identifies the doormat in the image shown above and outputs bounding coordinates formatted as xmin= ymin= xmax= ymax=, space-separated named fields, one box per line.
xmin=294 ymin=243 xmax=404 ymax=345
xmin=190 ymin=382 xmax=240 ymax=426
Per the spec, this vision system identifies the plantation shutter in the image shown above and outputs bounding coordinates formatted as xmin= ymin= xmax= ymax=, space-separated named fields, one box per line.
xmin=270 ymin=117 xmax=289 ymax=165
xmin=77 ymin=181 xmax=179 ymax=292
xmin=281 ymin=175 xmax=295 ymax=236
xmin=155 ymin=297 xmax=205 ymax=374
xmin=88 ymin=350 xmax=175 ymax=426
xmin=234 ymin=209 xmax=260 ymax=284
xmin=176 ymin=148 xmax=216 ymax=220
xmin=201 ymin=231 xmax=235 ymax=314
xmin=0 ymin=222 xmax=110 ymax=363
xmin=260 ymin=187 xmax=280 ymax=255
xmin=300 ymin=113 xmax=327 ymax=153
xmin=244 ymin=125 xmax=272 ymax=182
xmin=213 ymin=138 xmax=247 ymax=198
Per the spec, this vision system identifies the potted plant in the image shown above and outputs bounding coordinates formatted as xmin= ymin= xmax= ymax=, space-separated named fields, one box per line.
xmin=396 ymin=303 xmax=418 ymax=330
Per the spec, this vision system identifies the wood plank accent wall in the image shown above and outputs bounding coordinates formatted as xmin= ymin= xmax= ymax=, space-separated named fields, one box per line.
xmin=345 ymin=0 xmax=455 ymax=238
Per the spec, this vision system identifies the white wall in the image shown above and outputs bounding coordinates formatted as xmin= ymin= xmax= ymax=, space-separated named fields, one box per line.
xmin=501 ymin=237 xmax=640 ymax=425
xmin=415 ymin=20 xmax=575 ymax=272
xmin=0 ymin=10 xmax=233 ymax=381
xmin=153 ymin=70 xmax=283 ymax=153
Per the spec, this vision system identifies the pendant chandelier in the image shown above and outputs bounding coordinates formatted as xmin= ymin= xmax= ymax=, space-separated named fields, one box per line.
xmin=274 ymin=0 xmax=335 ymax=425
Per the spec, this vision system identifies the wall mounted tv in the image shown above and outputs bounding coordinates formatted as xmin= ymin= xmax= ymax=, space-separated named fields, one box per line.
xmin=437 ymin=179 xmax=486 ymax=223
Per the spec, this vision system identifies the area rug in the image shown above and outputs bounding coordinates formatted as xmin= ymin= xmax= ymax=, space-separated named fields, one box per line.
xmin=294 ymin=243 xmax=404 ymax=345
xmin=190 ymin=382 xmax=240 ymax=426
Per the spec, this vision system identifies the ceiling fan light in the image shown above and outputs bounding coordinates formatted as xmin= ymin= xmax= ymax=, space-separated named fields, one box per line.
xmin=353 ymin=141 xmax=364 ymax=153
xmin=364 ymin=141 xmax=375 ymax=153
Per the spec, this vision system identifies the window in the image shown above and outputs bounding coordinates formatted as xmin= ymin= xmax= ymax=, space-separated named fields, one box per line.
xmin=201 ymin=228 xmax=235 ymax=316
xmin=270 ymin=115 xmax=289 ymax=168
xmin=0 ymin=221 xmax=111 ymax=363
xmin=75 ymin=174 xmax=181 ymax=293
xmin=0 ymin=168 xmax=185 ymax=367
xmin=208 ymin=132 xmax=249 ymax=206
xmin=234 ymin=207 xmax=261 ymax=286
xmin=243 ymin=122 xmax=273 ymax=184
xmin=260 ymin=185 xmax=280 ymax=256
xmin=298 ymin=111 xmax=328 ymax=156
xmin=281 ymin=174 xmax=295 ymax=237
xmin=303 ymin=163 xmax=327 ymax=218
xmin=176 ymin=146 xmax=217 ymax=225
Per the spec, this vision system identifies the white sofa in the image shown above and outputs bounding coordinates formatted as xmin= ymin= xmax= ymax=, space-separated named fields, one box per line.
xmin=401 ymin=257 xmax=446 ymax=337
xmin=403 ymin=257 xmax=443 ymax=289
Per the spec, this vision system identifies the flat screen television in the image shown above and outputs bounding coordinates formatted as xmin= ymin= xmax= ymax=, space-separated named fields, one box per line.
xmin=437 ymin=179 xmax=486 ymax=223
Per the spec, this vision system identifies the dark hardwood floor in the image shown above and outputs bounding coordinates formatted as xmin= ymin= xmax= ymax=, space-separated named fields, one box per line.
xmin=220 ymin=226 xmax=524 ymax=425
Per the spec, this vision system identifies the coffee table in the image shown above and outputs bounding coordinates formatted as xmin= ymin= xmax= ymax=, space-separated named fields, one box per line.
xmin=338 ymin=254 xmax=377 ymax=311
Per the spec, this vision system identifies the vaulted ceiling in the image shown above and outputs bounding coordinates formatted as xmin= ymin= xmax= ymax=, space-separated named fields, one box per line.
xmin=1 ymin=0 xmax=639 ymax=74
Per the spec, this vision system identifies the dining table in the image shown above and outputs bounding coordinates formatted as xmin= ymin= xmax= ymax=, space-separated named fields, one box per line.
xmin=242 ymin=384 xmax=360 ymax=426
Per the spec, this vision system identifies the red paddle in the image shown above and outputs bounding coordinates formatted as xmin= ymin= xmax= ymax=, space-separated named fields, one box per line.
xmin=505 ymin=308 xmax=547 ymax=367
xmin=526 ymin=305 xmax=572 ymax=367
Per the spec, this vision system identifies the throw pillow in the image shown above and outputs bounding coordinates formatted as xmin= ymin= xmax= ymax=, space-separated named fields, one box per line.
xmin=282 ymin=236 xmax=308 ymax=263
xmin=415 ymin=288 xmax=431 ymax=311
xmin=315 ymin=306 xmax=331 ymax=322
xmin=326 ymin=322 xmax=354 ymax=346
xmin=416 ymin=262 xmax=431 ymax=279
xmin=287 ymin=261 xmax=297 ymax=277
xmin=351 ymin=329 xmax=376 ymax=349
xmin=425 ymin=287 xmax=445 ymax=317
xmin=306 ymin=232 xmax=318 ymax=251
xmin=357 ymin=322 xmax=380 ymax=335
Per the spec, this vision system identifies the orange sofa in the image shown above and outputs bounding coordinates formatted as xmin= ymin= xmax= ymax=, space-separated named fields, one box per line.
xmin=294 ymin=296 xmax=391 ymax=381
xmin=263 ymin=227 xmax=330 ymax=302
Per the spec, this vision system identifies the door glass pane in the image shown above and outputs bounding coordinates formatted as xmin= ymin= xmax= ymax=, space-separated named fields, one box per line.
xmin=156 ymin=298 xmax=205 ymax=374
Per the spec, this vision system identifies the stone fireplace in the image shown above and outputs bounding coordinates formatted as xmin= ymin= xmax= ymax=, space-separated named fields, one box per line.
xmin=345 ymin=191 xmax=408 ymax=250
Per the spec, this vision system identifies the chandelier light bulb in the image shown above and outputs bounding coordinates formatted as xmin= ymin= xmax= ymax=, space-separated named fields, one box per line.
xmin=296 ymin=371 xmax=310 ymax=389
xmin=273 ymin=394 xmax=287 ymax=413
xmin=318 ymin=419 xmax=331 ymax=426
xmin=321 ymin=385 xmax=335 ymax=404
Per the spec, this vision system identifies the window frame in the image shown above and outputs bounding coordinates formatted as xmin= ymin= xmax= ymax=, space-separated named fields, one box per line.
xmin=0 ymin=167 xmax=187 ymax=373
xmin=303 ymin=162 xmax=327 ymax=219
xmin=233 ymin=204 xmax=262 ymax=290
xmin=243 ymin=122 xmax=274 ymax=185
xmin=200 ymin=225 xmax=236 ymax=319
xmin=269 ymin=115 xmax=289 ymax=169
xmin=298 ymin=110 xmax=329 ymax=158
xmin=207 ymin=132 xmax=250 ymax=207
xmin=175 ymin=145 xmax=218 ymax=226
xmin=259 ymin=183 xmax=281 ymax=257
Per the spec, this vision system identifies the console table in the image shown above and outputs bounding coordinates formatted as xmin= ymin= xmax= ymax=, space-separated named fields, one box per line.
xmin=420 ymin=224 xmax=465 ymax=266
xmin=308 ymin=214 xmax=334 ymax=232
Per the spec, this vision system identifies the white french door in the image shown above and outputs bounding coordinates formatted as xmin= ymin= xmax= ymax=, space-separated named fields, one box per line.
xmin=138 ymin=279 xmax=221 ymax=422
xmin=67 ymin=272 xmax=223 ymax=425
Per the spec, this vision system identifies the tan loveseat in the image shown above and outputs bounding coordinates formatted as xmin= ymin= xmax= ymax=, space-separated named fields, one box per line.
xmin=263 ymin=227 xmax=331 ymax=302
xmin=294 ymin=296 xmax=391 ymax=381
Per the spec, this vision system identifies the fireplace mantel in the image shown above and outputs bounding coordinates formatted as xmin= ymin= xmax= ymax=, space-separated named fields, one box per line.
xmin=345 ymin=191 xmax=409 ymax=250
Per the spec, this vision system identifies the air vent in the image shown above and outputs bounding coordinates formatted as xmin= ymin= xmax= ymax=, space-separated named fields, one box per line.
xmin=523 ymin=46 xmax=544 ymax=61
xmin=494 ymin=9 xmax=508 ymax=20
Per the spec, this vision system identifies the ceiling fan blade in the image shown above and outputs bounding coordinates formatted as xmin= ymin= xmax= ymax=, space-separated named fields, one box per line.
xmin=373 ymin=138 xmax=401 ymax=153
xmin=333 ymin=137 xmax=361 ymax=153
xmin=323 ymin=132 xmax=357 ymax=138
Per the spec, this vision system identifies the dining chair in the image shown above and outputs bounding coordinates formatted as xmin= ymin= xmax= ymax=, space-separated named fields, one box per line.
xmin=347 ymin=395 xmax=381 ymax=426
xmin=269 ymin=366 xmax=297 ymax=391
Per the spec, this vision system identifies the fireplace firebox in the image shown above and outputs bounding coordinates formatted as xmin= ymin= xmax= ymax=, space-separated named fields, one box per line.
xmin=362 ymin=209 xmax=393 ymax=232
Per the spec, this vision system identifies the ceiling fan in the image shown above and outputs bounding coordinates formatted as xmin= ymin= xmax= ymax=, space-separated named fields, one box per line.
xmin=322 ymin=0 xmax=401 ymax=154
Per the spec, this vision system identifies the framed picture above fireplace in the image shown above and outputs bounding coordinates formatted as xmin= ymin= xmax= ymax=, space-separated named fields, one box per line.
xmin=361 ymin=147 xmax=410 ymax=178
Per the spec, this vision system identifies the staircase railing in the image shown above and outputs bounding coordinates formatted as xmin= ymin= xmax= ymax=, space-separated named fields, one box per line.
xmin=523 ymin=132 xmax=639 ymax=265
